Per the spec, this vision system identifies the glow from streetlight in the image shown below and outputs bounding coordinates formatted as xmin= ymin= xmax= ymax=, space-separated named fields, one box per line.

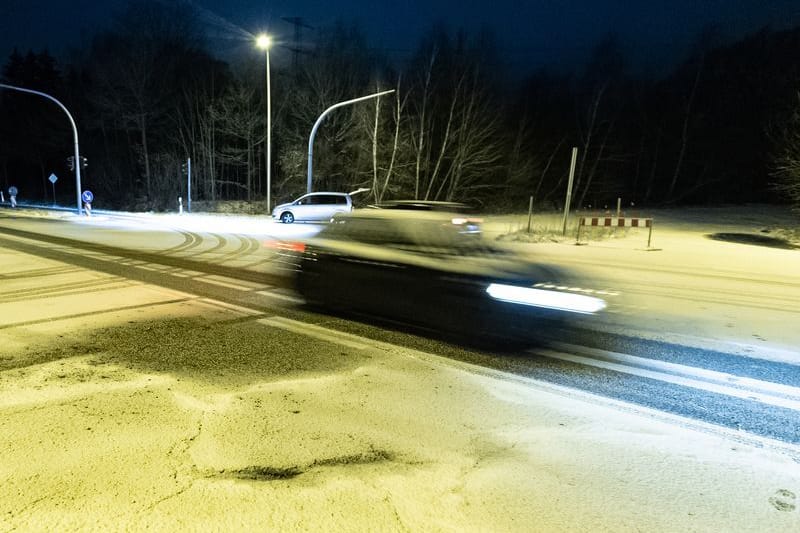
xmin=256 ymin=34 xmax=272 ymax=50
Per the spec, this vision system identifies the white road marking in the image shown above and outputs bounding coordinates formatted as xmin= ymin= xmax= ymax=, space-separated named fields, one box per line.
xmin=535 ymin=342 xmax=800 ymax=412
xmin=549 ymin=341 xmax=800 ymax=398
xmin=137 ymin=264 xmax=174 ymax=272
xmin=583 ymin=321 xmax=800 ymax=365
xmin=255 ymin=290 xmax=304 ymax=303
xmin=170 ymin=269 xmax=206 ymax=278
xmin=196 ymin=298 xmax=264 ymax=316
xmin=534 ymin=282 xmax=620 ymax=297
xmin=200 ymin=274 xmax=268 ymax=290
xmin=258 ymin=316 xmax=370 ymax=350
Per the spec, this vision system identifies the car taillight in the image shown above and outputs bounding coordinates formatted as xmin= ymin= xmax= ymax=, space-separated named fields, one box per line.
xmin=263 ymin=240 xmax=306 ymax=253
xmin=451 ymin=217 xmax=483 ymax=225
xmin=452 ymin=217 xmax=483 ymax=234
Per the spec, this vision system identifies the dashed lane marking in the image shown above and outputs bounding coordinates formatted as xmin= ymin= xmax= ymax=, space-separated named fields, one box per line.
xmin=258 ymin=316 xmax=370 ymax=350
xmin=255 ymin=290 xmax=304 ymax=304
xmin=199 ymin=274 xmax=268 ymax=290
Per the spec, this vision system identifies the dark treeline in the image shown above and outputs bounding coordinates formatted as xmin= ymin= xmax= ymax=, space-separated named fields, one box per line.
xmin=2 ymin=0 xmax=800 ymax=212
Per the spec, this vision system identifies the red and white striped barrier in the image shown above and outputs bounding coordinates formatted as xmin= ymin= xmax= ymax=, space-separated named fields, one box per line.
xmin=581 ymin=216 xmax=652 ymax=228
xmin=576 ymin=216 xmax=654 ymax=247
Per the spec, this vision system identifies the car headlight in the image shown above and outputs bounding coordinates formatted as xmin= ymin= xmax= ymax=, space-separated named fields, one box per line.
xmin=486 ymin=283 xmax=606 ymax=314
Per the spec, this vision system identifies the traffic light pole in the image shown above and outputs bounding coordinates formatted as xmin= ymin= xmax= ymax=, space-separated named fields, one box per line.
xmin=187 ymin=157 xmax=191 ymax=213
xmin=0 ymin=83 xmax=83 ymax=214
xmin=307 ymin=89 xmax=394 ymax=194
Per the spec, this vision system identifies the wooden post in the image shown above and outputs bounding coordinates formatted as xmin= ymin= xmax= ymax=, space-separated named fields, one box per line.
xmin=561 ymin=147 xmax=578 ymax=236
xmin=527 ymin=196 xmax=533 ymax=233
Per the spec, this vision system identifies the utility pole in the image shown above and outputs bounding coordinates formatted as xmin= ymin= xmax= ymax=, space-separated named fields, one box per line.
xmin=181 ymin=158 xmax=192 ymax=213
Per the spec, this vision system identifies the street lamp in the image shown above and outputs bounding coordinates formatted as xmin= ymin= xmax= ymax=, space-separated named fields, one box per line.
xmin=256 ymin=33 xmax=273 ymax=212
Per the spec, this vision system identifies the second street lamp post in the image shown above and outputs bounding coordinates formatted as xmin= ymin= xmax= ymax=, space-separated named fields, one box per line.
xmin=256 ymin=34 xmax=273 ymax=212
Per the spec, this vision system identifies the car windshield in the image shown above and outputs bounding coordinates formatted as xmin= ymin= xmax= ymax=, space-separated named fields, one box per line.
xmin=319 ymin=214 xmax=499 ymax=256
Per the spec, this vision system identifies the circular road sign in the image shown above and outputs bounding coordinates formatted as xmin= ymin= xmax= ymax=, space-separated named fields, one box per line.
xmin=8 ymin=186 xmax=18 ymax=196
xmin=81 ymin=190 xmax=94 ymax=204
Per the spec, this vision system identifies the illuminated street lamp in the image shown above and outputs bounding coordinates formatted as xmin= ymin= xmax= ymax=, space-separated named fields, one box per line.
xmin=256 ymin=33 xmax=273 ymax=212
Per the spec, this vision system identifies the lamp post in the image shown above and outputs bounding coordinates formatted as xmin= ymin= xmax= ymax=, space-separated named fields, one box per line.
xmin=256 ymin=33 xmax=273 ymax=212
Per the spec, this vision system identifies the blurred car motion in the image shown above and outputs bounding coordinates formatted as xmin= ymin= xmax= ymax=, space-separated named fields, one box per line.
xmin=284 ymin=209 xmax=606 ymax=345
xmin=366 ymin=200 xmax=471 ymax=213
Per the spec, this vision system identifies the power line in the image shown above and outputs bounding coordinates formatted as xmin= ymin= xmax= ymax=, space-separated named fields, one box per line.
xmin=281 ymin=16 xmax=314 ymax=69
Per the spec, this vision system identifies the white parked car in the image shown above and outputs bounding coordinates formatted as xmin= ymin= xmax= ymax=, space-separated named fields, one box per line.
xmin=272 ymin=192 xmax=352 ymax=223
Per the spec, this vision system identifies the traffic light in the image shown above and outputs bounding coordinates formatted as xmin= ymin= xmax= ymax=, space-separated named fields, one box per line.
xmin=81 ymin=156 xmax=88 ymax=169
xmin=181 ymin=162 xmax=188 ymax=175
xmin=67 ymin=156 xmax=74 ymax=171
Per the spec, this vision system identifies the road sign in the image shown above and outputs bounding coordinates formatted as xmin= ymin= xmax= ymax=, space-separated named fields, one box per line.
xmin=8 ymin=186 xmax=18 ymax=196
xmin=81 ymin=190 xmax=94 ymax=204
xmin=48 ymin=173 xmax=58 ymax=184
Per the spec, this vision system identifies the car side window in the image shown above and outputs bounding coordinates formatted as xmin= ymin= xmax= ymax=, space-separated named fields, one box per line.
xmin=294 ymin=194 xmax=348 ymax=206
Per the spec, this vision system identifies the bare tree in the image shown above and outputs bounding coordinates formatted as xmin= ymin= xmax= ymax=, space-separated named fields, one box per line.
xmin=424 ymin=73 xmax=460 ymax=200
xmin=536 ymin=135 xmax=568 ymax=202
xmin=86 ymin=0 xmax=201 ymax=203
xmin=410 ymin=49 xmax=437 ymax=199
xmin=365 ymin=78 xmax=406 ymax=203
xmin=440 ymin=66 xmax=503 ymax=201
xmin=573 ymin=81 xmax=608 ymax=205
xmin=571 ymin=35 xmax=627 ymax=208
xmin=401 ymin=28 xmax=510 ymax=203
xmin=209 ymin=84 xmax=263 ymax=200
xmin=667 ymin=54 xmax=704 ymax=200
xmin=772 ymin=93 xmax=800 ymax=211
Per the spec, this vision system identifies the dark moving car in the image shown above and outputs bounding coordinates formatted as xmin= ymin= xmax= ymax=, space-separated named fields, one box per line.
xmin=291 ymin=210 xmax=606 ymax=345
xmin=366 ymin=200 xmax=471 ymax=213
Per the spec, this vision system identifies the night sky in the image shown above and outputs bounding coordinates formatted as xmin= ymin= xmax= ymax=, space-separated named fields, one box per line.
xmin=2 ymin=0 xmax=800 ymax=73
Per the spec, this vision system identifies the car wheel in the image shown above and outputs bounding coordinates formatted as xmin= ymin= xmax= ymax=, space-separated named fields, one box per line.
xmin=280 ymin=212 xmax=295 ymax=224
